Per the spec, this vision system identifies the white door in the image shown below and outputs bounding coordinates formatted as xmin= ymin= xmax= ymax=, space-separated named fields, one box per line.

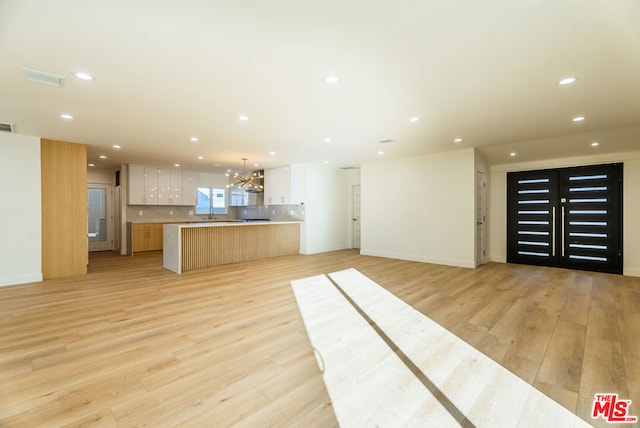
xmin=88 ymin=184 xmax=114 ymax=252
xmin=353 ymin=184 xmax=361 ymax=249
xmin=476 ymin=171 xmax=486 ymax=266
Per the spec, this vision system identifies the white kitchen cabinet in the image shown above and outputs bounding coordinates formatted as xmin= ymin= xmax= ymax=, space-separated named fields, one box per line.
xmin=170 ymin=170 xmax=183 ymax=205
xmin=157 ymin=168 xmax=171 ymax=205
xmin=181 ymin=171 xmax=198 ymax=206
xmin=128 ymin=165 xmax=146 ymax=204
xmin=144 ymin=167 xmax=159 ymax=205
xmin=264 ymin=168 xmax=276 ymax=205
xmin=128 ymin=164 xmax=159 ymax=205
xmin=129 ymin=165 xmax=197 ymax=206
xmin=158 ymin=169 xmax=184 ymax=205
xmin=264 ymin=165 xmax=304 ymax=205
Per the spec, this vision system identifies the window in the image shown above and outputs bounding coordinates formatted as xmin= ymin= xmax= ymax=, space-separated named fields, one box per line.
xmin=196 ymin=187 xmax=227 ymax=215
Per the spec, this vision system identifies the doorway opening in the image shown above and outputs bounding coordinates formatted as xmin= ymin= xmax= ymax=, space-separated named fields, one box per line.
xmin=88 ymin=184 xmax=114 ymax=252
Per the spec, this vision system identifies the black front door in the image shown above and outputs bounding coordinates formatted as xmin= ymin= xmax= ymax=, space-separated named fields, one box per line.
xmin=507 ymin=163 xmax=622 ymax=274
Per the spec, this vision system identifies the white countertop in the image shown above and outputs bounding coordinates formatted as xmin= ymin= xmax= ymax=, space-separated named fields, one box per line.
xmin=165 ymin=221 xmax=302 ymax=228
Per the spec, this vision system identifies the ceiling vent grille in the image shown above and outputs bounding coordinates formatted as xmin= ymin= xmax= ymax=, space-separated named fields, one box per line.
xmin=24 ymin=68 xmax=65 ymax=87
xmin=0 ymin=123 xmax=16 ymax=133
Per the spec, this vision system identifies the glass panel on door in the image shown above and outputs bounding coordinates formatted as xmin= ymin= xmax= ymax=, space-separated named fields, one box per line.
xmin=88 ymin=188 xmax=106 ymax=243
xmin=88 ymin=185 xmax=113 ymax=252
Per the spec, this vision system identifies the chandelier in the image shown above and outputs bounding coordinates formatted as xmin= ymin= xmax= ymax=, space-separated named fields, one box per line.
xmin=226 ymin=158 xmax=264 ymax=190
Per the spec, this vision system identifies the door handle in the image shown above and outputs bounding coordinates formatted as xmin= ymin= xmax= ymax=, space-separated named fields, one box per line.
xmin=552 ymin=206 xmax=556 ymax=256
xmin=561 ymin=205 xmax=566 ymax=257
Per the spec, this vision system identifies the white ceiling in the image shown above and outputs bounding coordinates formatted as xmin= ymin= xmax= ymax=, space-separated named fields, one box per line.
xmin=1 ymin=0 xmax=639 ymax=174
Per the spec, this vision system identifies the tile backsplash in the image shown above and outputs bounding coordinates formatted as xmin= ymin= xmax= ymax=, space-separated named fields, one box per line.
xmin=126 ymin=204 xmax=305 ymax=223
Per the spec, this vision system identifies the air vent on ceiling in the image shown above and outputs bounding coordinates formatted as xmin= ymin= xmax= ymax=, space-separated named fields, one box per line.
xmin=24 ymin=68 xmax=65 ymax=87
xmin=339 ymin=166 xmax=358 ymax=170
xmin=0 ymin=123 xmax=16 ymax=133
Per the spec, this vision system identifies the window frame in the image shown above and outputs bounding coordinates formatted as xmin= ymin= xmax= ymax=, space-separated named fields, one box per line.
xmin=196 ymin=187 xmax=228 ymax=215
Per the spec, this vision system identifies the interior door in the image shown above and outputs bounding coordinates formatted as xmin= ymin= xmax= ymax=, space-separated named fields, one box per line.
xmin=353 ymin=184 xmax=361 ymax=249
xmin=476 ymin=171 xmax=486 ymax=266
xmin=507 ymin=163 xmax=622 ymax=274
xmin=88 ymin=184 xmax=114 ymax=252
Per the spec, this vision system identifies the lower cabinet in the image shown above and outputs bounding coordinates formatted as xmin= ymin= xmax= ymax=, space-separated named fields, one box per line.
xmin=132 ymin=223 xmax=163 ymax=253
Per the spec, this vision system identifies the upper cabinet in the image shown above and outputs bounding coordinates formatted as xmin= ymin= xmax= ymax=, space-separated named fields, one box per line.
xmin=157 ymin=168 xmax=171 ymax=205
xmin=128 ymin=165 xmax=154 ymax=204
xmin=181 ymin=171 xmax=198 ymax=206
xmin=264 ymin=165 xmax=304 ymax=205
xmin=128 ymin=164 xmax=198 ymax=206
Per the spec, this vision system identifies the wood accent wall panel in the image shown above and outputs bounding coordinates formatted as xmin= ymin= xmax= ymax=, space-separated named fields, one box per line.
xmin=181 ymin=224 xmax=299 ymax=272
xmin=41 ymin=139 xmax=87 ymax=279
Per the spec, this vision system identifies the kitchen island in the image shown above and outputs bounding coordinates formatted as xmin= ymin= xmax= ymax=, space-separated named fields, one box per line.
xmin=163 ymin=221 xmax=301 ymax=273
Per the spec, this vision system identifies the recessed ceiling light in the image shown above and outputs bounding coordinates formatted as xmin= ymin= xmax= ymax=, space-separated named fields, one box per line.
xmin=269 ymin=151 xmax=276 ymax=156
xmin=591 ymin=142 xmax=599 ymax=147
xmin=253 ymin=163 xmax=259 ymax=167
xmin=558 ymin=77 xmax=576 ymax=85
xmin=226 ymin=169 xmax=232 ymax=173
xmin=324 ymin=137 xmax=332 ymax=143
xmin=509 ymin=152 xmax=517 ymax=157
xmin=99 ymin=155 xmax=107 ymax=159
xmin=378 ymin=150 xmax=385 ymax=155
xmin=174 ymin=163 xmax=181 ymax=167
xmin=323 ymin=160 xmax=329 ymax=164
xmin=409 ymin=116 xmax=419 ymax=122
xmin=60 ymin=113 xmax=73 ymax=120
xmin=238 ymin=115 xmax=249 ymax=121
xmin=197 ymin=156 xmax=204 ymax=160
xmin=190 ymin=136 xmax=199 ymax=142
xmin=88 ymin=163 xmax=95 ymax=167
xmin=73 ymin=72 xmax=94 ymax=81
xmin=112 ymin=145 xmax=121 ymax=149
xmin=453 ymin=138 xmax=462 ymax=143
xmin=572 ymin=116 xmax=585 ymax=122
xmin=325 ymin=75 xmax=338 ymax=84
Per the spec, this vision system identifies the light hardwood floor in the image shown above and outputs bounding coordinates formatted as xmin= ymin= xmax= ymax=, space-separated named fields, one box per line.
xmin=0 ymin=250 xmax=638 ymax=427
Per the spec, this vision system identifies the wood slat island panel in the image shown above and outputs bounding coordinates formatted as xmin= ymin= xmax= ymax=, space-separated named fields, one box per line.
xmin=164 ymin=222 xmax=300 ymax=273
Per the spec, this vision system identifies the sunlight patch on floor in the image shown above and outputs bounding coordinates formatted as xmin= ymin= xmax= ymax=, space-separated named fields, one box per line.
xmin=291 ymin=268 xmax=592 ymax=428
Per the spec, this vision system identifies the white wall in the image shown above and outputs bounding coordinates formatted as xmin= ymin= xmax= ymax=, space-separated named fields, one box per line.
xmin=488 ymin=150 xmax=640 ymax=277
xmin=87 ymin=167 xmax=116 ymax=185
xmin=300 ymin=165 xmax=351 ymax=254
xmin=361 ymin=148 xmax=476 ymax=268
xmin=0 ymin=133 xmax=42 ymax=286
xmin=197 ymin=172 xmax=229 ymax=188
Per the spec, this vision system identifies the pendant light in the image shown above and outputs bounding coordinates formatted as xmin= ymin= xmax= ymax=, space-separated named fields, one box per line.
xmin=226 ymin=158 xmax=264 ymax=190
